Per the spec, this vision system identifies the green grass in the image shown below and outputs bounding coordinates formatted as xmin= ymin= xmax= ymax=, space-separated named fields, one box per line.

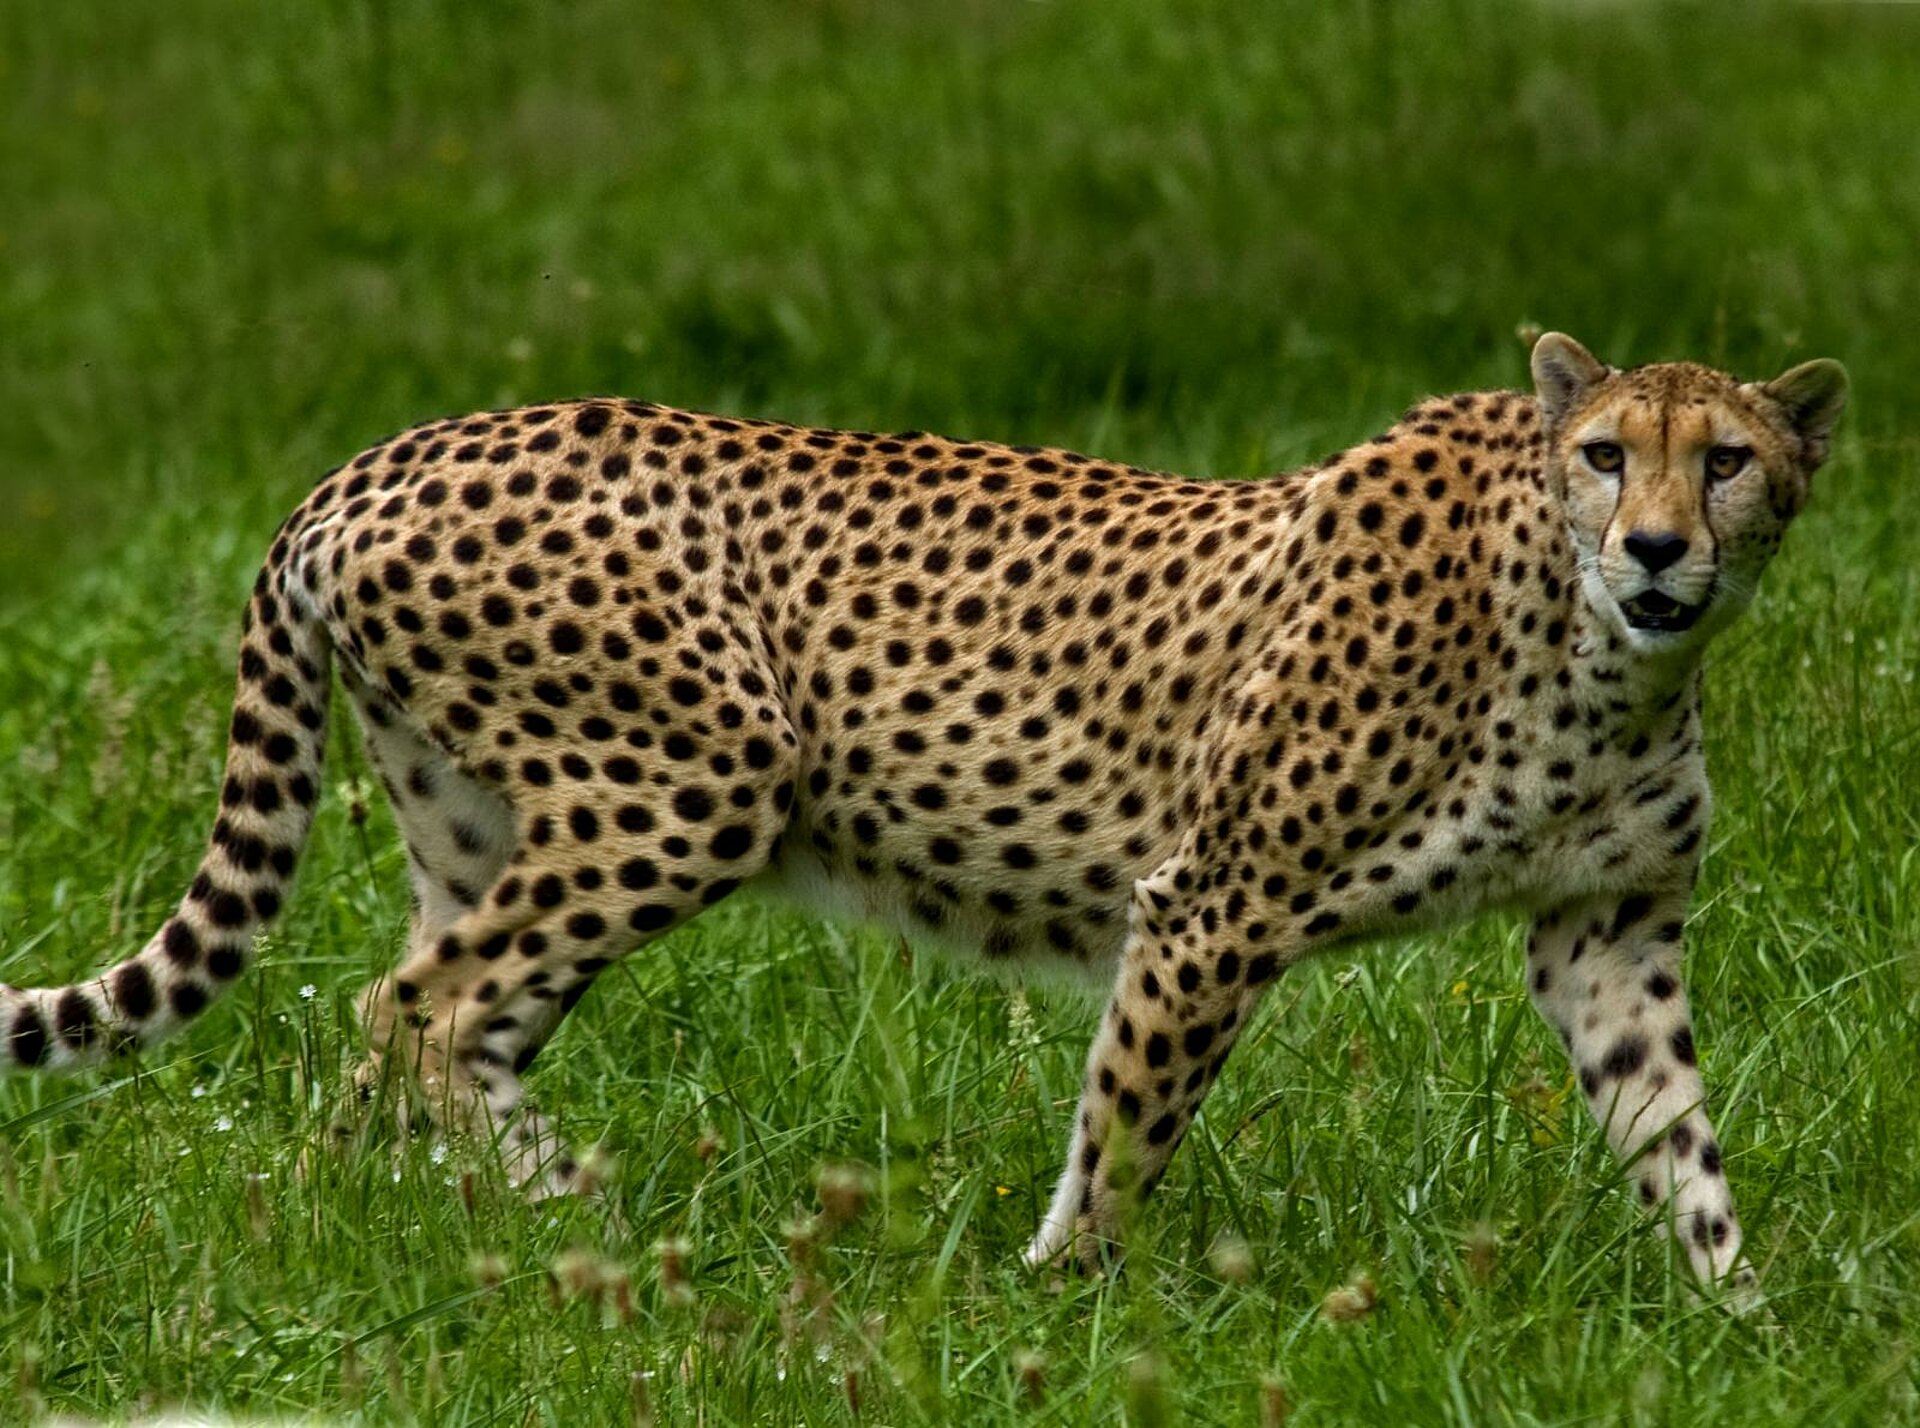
xmin=4 ymin=0 xmax=1920 ymax=1422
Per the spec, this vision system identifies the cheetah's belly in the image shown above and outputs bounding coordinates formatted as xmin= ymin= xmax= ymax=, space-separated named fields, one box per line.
xmin=746 ymin=833 xmax=1134 ymax=985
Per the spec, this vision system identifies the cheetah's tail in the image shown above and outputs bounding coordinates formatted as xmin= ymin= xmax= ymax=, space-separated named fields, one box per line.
xmin=1 ymin=538 xmax=334 ymax=1072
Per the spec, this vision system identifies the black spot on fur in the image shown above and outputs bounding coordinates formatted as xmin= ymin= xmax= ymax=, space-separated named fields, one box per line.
xmin=113 ymin=962 xmax=158 ymax=1020
xmin=10 ymin=1007 xmax=50 ymax=1066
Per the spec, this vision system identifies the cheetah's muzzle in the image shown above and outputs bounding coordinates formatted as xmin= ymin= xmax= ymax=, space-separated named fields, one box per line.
xmin=0 ymin=331 xmax=1849 ymax=1308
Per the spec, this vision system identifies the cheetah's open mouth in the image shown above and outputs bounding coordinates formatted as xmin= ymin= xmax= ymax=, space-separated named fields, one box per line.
xmin=1622 ymin=590 xmax=1708 ymax=633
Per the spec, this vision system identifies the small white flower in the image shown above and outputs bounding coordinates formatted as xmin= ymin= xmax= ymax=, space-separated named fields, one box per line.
xmin=299 ymin=984 xmax=318 ymax=1001
xmin=214 ymin=1115 xmax=234 ymax=1133
xmin=335 ymin=775 xmax=375 ymax=806
xmin=430 ymin=1143 xmax=449 ymax=1166
xmin=191 ymin=1083 xmax=209 ymax=1099
xmin=1006 ymin=989 xmax=1039 ymax=1050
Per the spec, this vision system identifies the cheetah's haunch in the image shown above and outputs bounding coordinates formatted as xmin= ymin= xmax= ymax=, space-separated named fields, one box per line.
xmin=1 ymin=335 xmax=1847 ymax=1299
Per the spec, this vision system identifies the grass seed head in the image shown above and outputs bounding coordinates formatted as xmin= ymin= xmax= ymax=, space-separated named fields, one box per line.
xmin=552 ymin=1246 xmax=628 ymax=1314
xmin=470 ymin=1250 xmax=509 ymax=1290
xmin=693 ymin=1125 xmax=723 ymax=1163
xmin=1463 ymin=1222 xmax=1499 ymax=1286
xmin=1208 ymin=1230 xmax=1254 ymax=1284
xmin=1013 ymin=1348 xmax=1047 ymax=1402
xmin=818 ymin=1161 xmax=872 ymax=1230
xmin=12 ymin=1341 xmax=42 ymax=1416
xmin=1347 ymin=1031 xmax=1372 ymax=1079
xmin=1259 ymin=1374 xmax=1290 ymax=1427
xmin=655 ymin=1236 xmax=695 ymax=1309
xmin=785 ymin=1211 xmax=820 ymax=1268
xmin=1320 ymin=1271 xmax=1378 ymax=1322
xmin=571 ymin=1145 xmax=613 ymax=1197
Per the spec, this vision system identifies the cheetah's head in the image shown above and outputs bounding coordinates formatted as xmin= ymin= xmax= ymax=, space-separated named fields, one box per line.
xmin=1531 ymin=332 xmax=1848 ymax=657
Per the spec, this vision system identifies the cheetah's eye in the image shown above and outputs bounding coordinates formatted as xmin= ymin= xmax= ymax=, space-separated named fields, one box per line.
xmin=1581 ymin=441 xmax=1624 ymax=475
xmin=1706 ymin=445 xmax=1751 ymax=481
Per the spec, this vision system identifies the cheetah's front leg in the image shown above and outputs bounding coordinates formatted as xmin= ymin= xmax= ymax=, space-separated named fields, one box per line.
xmin=1025 ymin=869 xmax=1289 ymax=1270
xmin=1527 ymin=890 xmax=1757 ymax=1300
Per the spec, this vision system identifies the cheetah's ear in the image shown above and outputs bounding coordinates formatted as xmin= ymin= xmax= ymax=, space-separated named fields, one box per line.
xmin=1756 ymin=359 xmax=1849 ymax=468
xmin=1530 ymin=333 xmax=1610 ymax=428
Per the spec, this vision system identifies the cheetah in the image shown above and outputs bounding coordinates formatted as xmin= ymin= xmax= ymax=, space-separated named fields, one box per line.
xmin=0 ymin=333 xmax=1847 ymax=1298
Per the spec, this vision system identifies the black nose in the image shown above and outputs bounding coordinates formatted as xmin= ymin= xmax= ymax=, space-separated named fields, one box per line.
xmin=1624 ymin=529 xmax=1690 ymax=573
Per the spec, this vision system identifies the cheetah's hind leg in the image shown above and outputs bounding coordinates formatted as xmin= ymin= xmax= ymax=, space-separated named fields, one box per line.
xmin=352 ymin=695 xmax=801 ymax=1197
xmin=334 ymin=677 xmax=534 ymax=1173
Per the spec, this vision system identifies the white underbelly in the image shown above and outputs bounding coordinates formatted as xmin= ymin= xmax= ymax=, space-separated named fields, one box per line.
xmin=745 ymin=843 xmax=1125 ymax=991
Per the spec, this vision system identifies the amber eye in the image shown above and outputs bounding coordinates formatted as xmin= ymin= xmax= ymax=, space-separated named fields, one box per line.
xmin=1706 ymin=445 xmax=1751 ymax=481
xmin=1582 ymin=440 xmax=1625 ymax=474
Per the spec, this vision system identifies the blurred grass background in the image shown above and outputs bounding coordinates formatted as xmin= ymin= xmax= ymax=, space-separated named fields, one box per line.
xmin=5 ymin=0 xmax=1917 ymax=592
xmin=2 ymin=1 xmax=1918 ymax=1423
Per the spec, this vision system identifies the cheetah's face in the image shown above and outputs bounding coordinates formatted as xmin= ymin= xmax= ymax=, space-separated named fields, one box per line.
xmin=1531 ymin=333 xmax=1849 ymax=655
